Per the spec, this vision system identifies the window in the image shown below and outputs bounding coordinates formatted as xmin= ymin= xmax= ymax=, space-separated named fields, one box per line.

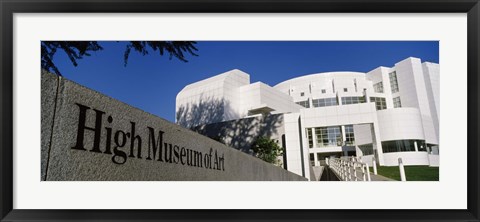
xmin=310 ymin=154 xmax=315 ymax=166
xmin=381 ymin=140 xmax=426 ymax=153
xmin=300 ymin=92 xmax=305 ymax=97
xmin=418 ymin=144 xmax=427 ymax=152
xmin=373 ymin=82 xmax=384 ymax=93
xmin=296 ymin=100 xmax=310 ymax=108
xmin=312 ymin=97 xmax=338 ymax=108
xmin=341 ymin=96 xmax=366 ymax=105
xmin=358 ymin=144 xmax=374 ymax=155
xmin=389 ymin=71 xmax=399 ymax=93
xmin=427 ymin=144 xmax=439 ymax=154
xmin=370 ymin=97 xmax=387 ymax=110
xmin=321 ymin=89 xmax=326 ymax=94
xmin=306 ymin=128 xmax=313 ymax=148
xmin=344 ymin=88 xmax=348 ymax=92
xmin=344 ymin=125 xmax=355 ymax=146
xmin=315 ymin=126 xmax=342 ymax=147
xmin=393 ymin=97 xmax=402 ymax=108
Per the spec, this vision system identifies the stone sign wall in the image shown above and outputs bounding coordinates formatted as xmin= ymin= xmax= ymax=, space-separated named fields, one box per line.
xmin=41 ymin=71 xmax=306 ymax=181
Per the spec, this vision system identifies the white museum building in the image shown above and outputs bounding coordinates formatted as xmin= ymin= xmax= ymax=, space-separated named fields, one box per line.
xmin=175 ymin=57 xmax=440 ymax=180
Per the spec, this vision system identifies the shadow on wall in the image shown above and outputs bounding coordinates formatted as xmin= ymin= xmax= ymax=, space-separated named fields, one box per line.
xmin=192 ymin=114 xmax=284 ymax=155
xmin=176 ymin=95 xmax=227 ymax=129
xmin=176 ymin=94 xmax=284 ymax=157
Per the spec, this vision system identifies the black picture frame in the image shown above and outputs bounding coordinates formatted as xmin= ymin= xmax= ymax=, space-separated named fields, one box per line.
xmin=1 ymin=0 xmax=479 ymax=221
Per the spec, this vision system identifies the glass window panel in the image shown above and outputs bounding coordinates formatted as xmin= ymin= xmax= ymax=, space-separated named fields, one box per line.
xmin=373 ymin=82 xmax=384 ymax=93
xmin=389 ymin=71 xmax=399 ymax=93
xmin=393 ymin=97 xmax=402 ymax=108
xmin=314 ymin=126 xmax=343 ymax=147
xmin=306 ymin=128 xmax=313 ymax=148
xmin=370 ymin=97 xmax=386 ymax=110
xmin=296 ymin=100 xmax=310 ymax=108
xmin=381 ymin=140 xmax=426 ymax=153
xmin=312 ymin=98 xmax=338 ymax=108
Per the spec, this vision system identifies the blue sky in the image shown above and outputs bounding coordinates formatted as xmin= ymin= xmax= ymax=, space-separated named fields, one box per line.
xmin=50 ymin=41 xmax=439 ymax=122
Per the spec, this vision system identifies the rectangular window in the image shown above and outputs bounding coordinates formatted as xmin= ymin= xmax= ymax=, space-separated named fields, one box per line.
xmin=315 ymin=126 xmax=342 ymax=147
xmin=393 ymin=97 xmax=402 ymax=108
xmin=418 ymin=144 xmax=427 ymax=152
xmin=359 ymin=96 xmax=366 ymax=103
xmin=373 ymin=82 xmax=384 ymax=93
xmin=370 ymin=97 xmax=387 ymax=110
xmin=382 ymin=140 xmax=426 ymax=153
xmin=343 ymin=88 xmax=348 ymax=92
xmin=344 ymin=125 xmax=355 ymax=146
xmin=296 ymin=100 xmax=310 ymax=108
xmin=312 ymin=97 xmax=338 ymax=108
xmin=300 ymin=92 xmax=305 ymax=97
xmin=321 ymin=89 xmax=326 ymax=94
xmin=341 ymin=96 xmax=366 ymax=105
xmin=306 ymin=128 xmax=313 ymax=148
xmin=389 ymin=71 xmax=399 ymax=93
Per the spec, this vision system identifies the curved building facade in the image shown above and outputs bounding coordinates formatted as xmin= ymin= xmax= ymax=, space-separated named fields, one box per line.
xmin=176 ymin=57 xmax=440 ymax=180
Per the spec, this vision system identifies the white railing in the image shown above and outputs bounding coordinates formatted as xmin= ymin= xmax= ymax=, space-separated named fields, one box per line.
xmin=326 ymin=157 xmax=371 ymax=181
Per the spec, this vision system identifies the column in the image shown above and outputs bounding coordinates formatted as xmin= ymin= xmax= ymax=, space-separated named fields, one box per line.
xmin=313 ymin=152 xmax=319 ymax=166
xmin=364 ymin=88 xmax=370 ymax=103
xmin=371 ymin=122 xmax=385 ymax=165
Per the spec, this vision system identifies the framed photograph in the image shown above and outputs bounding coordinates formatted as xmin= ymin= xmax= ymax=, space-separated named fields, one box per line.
xmin=1 ymin=0 xmax=479 ymax=221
